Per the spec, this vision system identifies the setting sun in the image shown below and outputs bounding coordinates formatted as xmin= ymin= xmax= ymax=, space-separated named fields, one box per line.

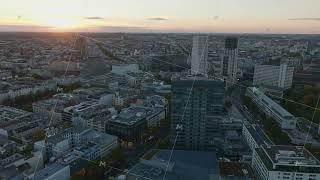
xmin=33 ymin=16 xmax=82 ymax=30
xmin=24 ymin=0 xmax=86 ymax=30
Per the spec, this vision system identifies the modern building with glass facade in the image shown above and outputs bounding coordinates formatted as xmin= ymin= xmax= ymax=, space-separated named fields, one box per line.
xmin=170 ymin=77 xmax=226 ymax=151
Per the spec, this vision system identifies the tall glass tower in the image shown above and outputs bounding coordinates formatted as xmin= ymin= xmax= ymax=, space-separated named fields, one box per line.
xmin=191 ymin=36 xmax=208 ymax=76
xmin=170 ymin=78 xmax=225 ymax=151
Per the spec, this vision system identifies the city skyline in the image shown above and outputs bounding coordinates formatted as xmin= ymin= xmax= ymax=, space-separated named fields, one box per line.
xmin=1 ymin=0 xmax=320 ymax=34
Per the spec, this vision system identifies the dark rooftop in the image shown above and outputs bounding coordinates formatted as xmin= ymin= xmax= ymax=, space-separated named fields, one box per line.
xmin=128 ymin=150 xmax=219 ymax=180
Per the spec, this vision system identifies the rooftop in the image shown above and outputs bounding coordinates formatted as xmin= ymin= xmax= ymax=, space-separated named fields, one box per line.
xmin=248 ymin=87 xmax=294 ymax=119
xmin=33 ymin=163 xmax=69 ymax=180
xmin=80 ymin=128 xmax=117 ymax=145
xmin=263 ymin=145 xmax=320 ymax=166
xmin=110 ymin=106 xmax=147 ymax=125
xmin=128 ymin=150 xmax=219 ymax=180
xmin=64 ymin=100 xmax=99 ymax=114
xmin=0 ymin=105 xmax=31 ymax=122
xmin=33 ymin=93 xmax=77 ymax=113
xmin=256 ymin=145 xmax=320 ymax=173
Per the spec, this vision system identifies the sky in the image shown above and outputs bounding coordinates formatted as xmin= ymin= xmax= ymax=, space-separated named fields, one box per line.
xmin=0 ymin=0 xmax=320 ymax=33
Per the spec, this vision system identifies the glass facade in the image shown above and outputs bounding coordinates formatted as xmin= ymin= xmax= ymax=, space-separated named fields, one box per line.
xmin=170 ymin=79 xmax=226 ymax=151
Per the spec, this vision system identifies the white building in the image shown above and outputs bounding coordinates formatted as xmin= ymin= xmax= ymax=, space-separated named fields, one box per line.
xmin=113 ymin=92 xmax=125 ymax=107
xmin=221 ymin=37 xmax=239 ymax=85
xmin=252 ymin=145 xmax=320 ymax=180
xmin=46 ymin=127 xmax=118 ymax=160
xmin=246 ymin=87 xmax=296 ymax=130
xmin=191 ymin=36 xmax=208 ymax=76
xmin=253 ymin=64 xmax=294 ymax=90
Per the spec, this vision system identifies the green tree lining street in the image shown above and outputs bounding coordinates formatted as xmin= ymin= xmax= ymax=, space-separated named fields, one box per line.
xmin=242 ymin=95 xmax=291 ymax=145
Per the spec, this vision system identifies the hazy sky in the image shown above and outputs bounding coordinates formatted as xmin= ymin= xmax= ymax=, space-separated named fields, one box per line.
xmin=1 ymin=0 xmax=320 ymax=33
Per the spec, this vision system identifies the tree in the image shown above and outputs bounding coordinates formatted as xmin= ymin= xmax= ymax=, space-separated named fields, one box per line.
xmin=155 ymin=136 xmax=170 ymax=149
xmin=21 ymin=145 xmax=33 ymax=157
xmin=224 ymin=100 xmax=232 ymax=109
xmin=110 ymin=147 xmax=125 ymax=163
xmin=303 ymin=95 xmax=315 ymax=106
xmin=32 ymin=129 xmax=46 ymax=142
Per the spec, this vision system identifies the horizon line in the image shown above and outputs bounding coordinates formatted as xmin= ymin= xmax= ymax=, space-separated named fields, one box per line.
xmin=0 ymin=31 xmax=319 ymax=35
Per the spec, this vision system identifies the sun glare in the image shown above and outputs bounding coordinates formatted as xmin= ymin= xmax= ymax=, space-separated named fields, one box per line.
xmin=35 ymin=17 xmax=82 ymax=30
xmin=28 ymin=0 xmax=85 ymax=30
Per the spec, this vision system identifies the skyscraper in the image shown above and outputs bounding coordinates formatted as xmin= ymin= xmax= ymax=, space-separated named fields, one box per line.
xmin=75 ymin=36 xmax=88 ymax=60
xmin=170 ymin=78 xmax=225 ymax=151
xmin=221 ymin=37 xmax=239 ymax=85
xmin=191 ymin=36 xmax=208 ymax=76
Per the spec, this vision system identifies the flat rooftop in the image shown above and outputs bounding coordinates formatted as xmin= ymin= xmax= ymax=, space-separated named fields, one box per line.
xmin=248 ymin=87 xmax=294 ymax=118
xmin=263 ymin=145 xmax=320 ymax=166
xmin=109 ymin=107 xmax=147 ymax=125
xmin=80 ymin=128 xmax=117 ymax=145
xmin=256 ymin=145 xmax=320 ymax=173
xmin=0 ymin=105 xmax=31 ymax=121
xmin=128 ymin=150 xmax=219 ymax=180
xmin=33 ymin=163 xmax=69 ymax=180
xmin=64 ymin=100 xmax=99 ymax=113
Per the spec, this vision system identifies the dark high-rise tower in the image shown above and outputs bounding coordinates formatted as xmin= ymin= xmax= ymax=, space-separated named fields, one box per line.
xmin=221 ymin=37 xmax=239 ymax=86
xmin=225 ymin=37 xmax=238 ymax=50
xmin=75 ymin=36 xmax=88 ymax=60
xmin=170 ymin=78 xmax=225 ymax=151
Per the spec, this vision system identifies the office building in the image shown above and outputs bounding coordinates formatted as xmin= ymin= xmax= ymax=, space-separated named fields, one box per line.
xmin=0 ymin=106 xmax=46 ymax=142
xmin=0 ymin=105 xmax=31 ymax=122
xmin=221 ymin=37 xmax=239 ymax=85
xmin=246 ymin=87 xmax=296 ymax=130
xmin=191 ymin=36 xmax=208 ymax=76
xmin=62 ymin=100 xmax=102 ymax=122
xmin=253 ymin=64 xmax=294 ymax=90
xmin=252 ymin=145 xmax=320 ymax=180
xmin=105 ymin=107 xmax=148 ymax=142
xmin=170 ymin=77 xmax=225 ymax=151
xmin=143 ymin=95 xmax=169 ymax=127
xmin=33 ymin=94 xmax=79 ymax=122
xmin=46 ymin=127 xmax=118 ymax=159
xmin=74 ymin=36 xmax=88 ymax=60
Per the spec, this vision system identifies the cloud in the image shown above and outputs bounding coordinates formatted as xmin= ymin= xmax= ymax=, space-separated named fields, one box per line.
xmin=148 ymin=17 xmax=168 ymax=21
xmin=288 ymin=18 xmax=320 ymax=22
xmin=84 ymin=16 xmax=105 ymax=20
